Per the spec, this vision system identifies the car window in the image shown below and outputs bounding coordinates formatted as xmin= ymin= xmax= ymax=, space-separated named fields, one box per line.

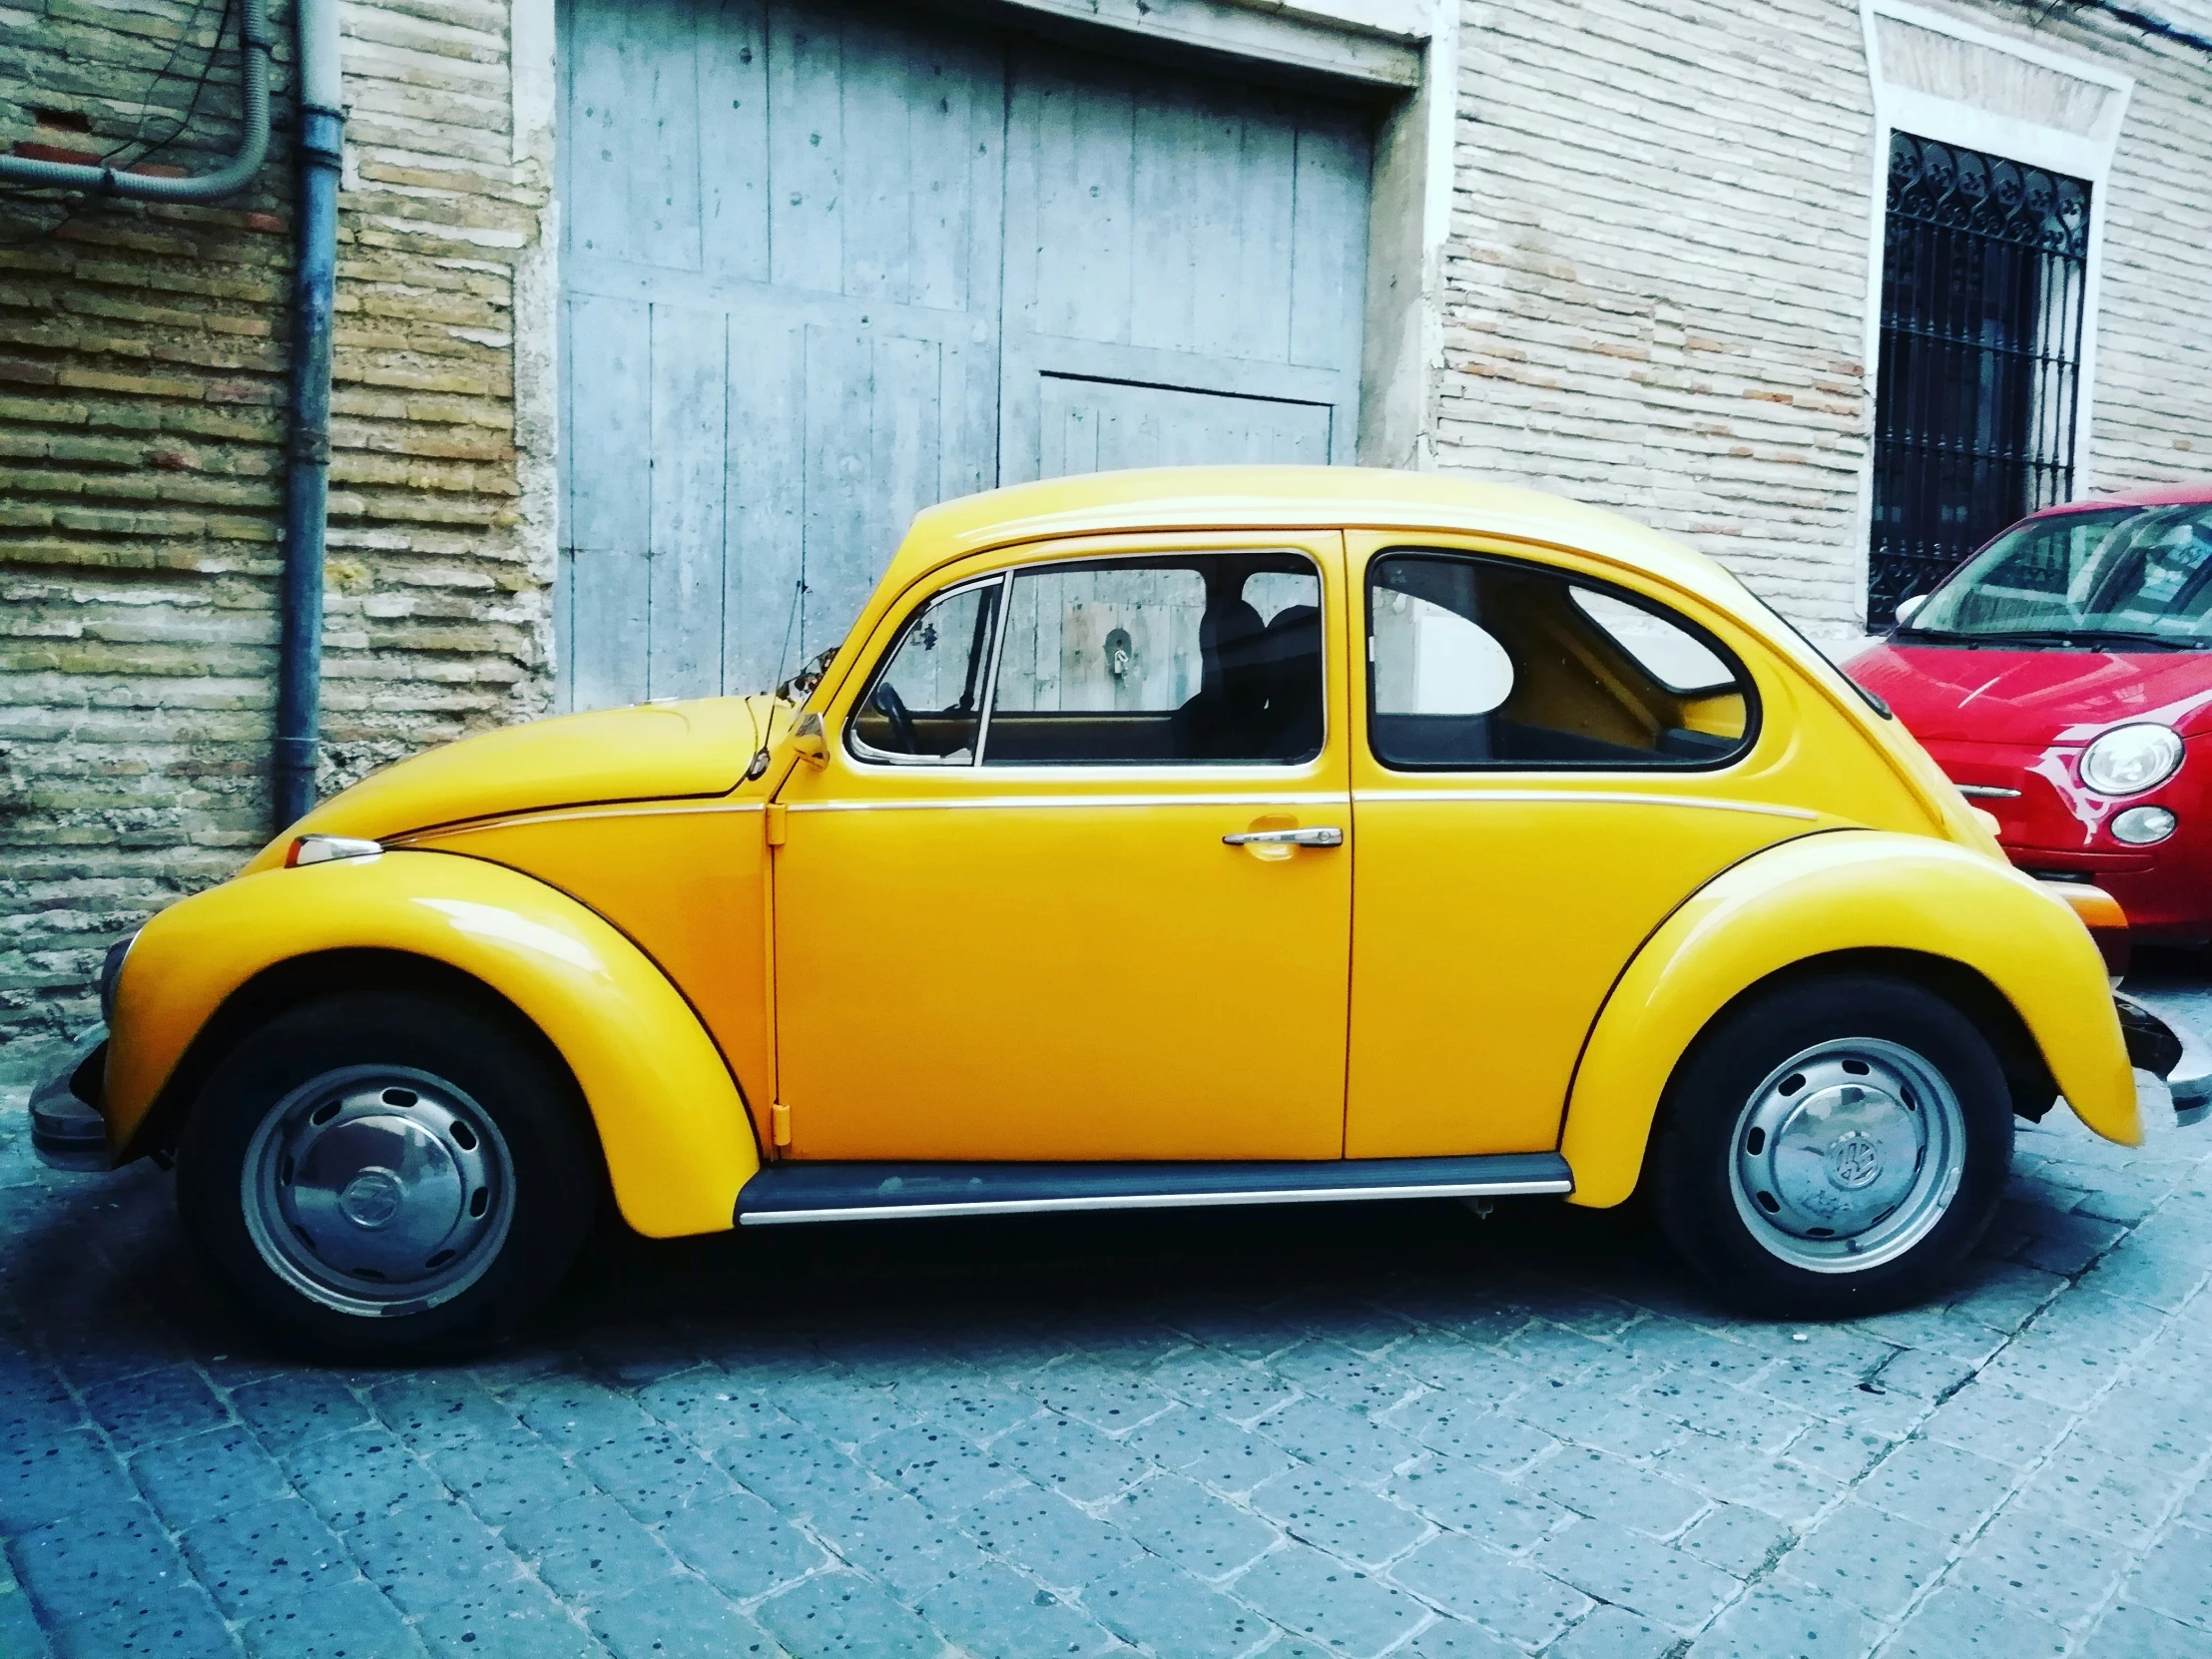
xmin=1368 ymin=552 xmax=1754 ymax=771
xmin=983 ymin=553 xmax=1324 ymax=766
xmin=847 ymin=578 xmax=1002 ymax=764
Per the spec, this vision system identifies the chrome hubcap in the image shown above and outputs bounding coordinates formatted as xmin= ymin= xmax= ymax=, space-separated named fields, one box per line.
xmin=1729 ymin=1038 xmax=1966 ymax=1274
xmin=243 ymin=1065 xmax=514 ymax=1316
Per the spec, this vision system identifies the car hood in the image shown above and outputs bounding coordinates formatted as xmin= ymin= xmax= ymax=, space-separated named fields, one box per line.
xmin=243 ymin=697 xmax=770 ymax=871
xmin=1849 ymin=642 xmax=2212 ymax=744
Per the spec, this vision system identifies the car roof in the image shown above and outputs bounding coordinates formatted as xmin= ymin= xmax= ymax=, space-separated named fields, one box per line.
xmin=891 ymin=465 xmax=1747 ymax=611
xmin=2033 ymin=478 xmax=2212 ymax=515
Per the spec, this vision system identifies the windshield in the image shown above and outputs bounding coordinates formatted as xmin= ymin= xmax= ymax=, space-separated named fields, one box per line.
xmin=1904 ymin=503 xmax=2212 ymax=649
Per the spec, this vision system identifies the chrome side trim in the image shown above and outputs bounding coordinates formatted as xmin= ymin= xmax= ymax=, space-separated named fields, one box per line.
xmin=398 ymin=800 xmax=767 ymax=841
xmin=1352 ymin=790 xmax=1820 ymax=821
xmin=787 ymin=791 xmax=1349 ymax=814
xmin=740 ymin=1175 xmax=1573 ymax=1226
xmin=1952 ymin=784 xmax=2022 ymax=800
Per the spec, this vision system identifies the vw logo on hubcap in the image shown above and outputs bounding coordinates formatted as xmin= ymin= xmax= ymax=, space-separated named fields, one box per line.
xmin=1824 ymin=1130 xmax=1884 ymax=1191
xmin=337 ymin=1168 xmax=405 ymax=1229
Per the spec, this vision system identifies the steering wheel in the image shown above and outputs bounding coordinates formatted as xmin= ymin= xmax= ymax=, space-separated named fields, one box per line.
xmin=872 ymin=682 xmax=920 ymax=754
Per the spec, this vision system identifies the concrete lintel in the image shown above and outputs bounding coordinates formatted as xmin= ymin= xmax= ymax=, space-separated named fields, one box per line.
xmin=981 ymin=0 xmax=1426 ymax=90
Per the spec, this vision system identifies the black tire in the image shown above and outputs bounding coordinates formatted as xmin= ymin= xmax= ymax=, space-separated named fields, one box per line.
xmin=1654 ymin=971 xmax=2012 ymax=1319
xmin=177 ymin=991 xmax=597 ymax=1361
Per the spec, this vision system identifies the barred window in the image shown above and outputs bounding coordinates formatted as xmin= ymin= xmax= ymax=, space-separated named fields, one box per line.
xmin=1869 ymin=133 xmax=2090 ymax=624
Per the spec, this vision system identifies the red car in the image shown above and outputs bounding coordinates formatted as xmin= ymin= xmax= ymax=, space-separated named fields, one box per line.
xmin=1850 ymin=482 xmax=2212 ymax=943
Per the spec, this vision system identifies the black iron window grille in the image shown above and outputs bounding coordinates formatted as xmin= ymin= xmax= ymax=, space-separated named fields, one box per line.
xmin=1869 ymin=132 xmax=2090 ymax=622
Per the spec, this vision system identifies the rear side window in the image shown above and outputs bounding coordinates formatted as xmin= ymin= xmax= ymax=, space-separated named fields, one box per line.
xmin=1368 ymin=552 xmax=1755 ymax=771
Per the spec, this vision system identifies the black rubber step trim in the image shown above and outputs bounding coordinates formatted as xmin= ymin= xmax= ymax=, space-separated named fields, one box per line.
xmin=735 ymin=1152 xmax=1573 ymax=1226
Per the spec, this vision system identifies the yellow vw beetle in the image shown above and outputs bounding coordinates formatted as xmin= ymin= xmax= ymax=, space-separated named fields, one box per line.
xmin=33 ymin=468 xmax=2202 ymax=1357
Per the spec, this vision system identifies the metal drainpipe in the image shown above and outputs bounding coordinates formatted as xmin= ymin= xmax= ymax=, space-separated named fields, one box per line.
xmin=0 ymin=0 xmax=272 ymax=197
xmin=276 ymin=0 xmax=344 ymax=829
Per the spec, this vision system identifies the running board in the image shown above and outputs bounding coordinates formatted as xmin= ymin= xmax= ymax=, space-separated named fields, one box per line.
xmin=735 ymin=1153 xmax=1573 ymax=1227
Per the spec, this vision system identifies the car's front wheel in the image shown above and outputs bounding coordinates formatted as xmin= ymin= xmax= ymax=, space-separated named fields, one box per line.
xmin=1654 ymin=971 xmax=2012 ymax=1318
xmin=177 ymin=991 xmax=596 ymax=1360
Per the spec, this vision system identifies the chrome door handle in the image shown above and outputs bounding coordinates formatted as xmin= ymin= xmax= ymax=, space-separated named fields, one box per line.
xmin=1222 ymin=827 xmax=1344 ymax=847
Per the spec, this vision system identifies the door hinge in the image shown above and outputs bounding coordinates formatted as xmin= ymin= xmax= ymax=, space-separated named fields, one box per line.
xmin=764 ymin=803 xmax=788 ymax=846
xmin=770 ymin=1101 xmax=792 ymax=1147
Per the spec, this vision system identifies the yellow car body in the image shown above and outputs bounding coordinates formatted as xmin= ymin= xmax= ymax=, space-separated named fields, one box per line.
xmin=89 ymin=466 xmax=2140 ymax=1259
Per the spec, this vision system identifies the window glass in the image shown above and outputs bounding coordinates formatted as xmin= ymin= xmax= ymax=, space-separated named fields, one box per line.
xmin=848 ymin=579 xmax=1002 ymax=764
xmin=985 ymin=554 xmax=1324 ymax=766
xmin=1368 ymin=552 xmax=1753 ymax=771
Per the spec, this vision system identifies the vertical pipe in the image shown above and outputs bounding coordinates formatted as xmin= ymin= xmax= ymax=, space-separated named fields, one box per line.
xmin=276 ymin=0 xmax=344 ymax=829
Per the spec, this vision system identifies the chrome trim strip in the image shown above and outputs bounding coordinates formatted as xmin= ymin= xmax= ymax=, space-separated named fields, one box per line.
xmin=1953 ymin=784 xmax=2021 ymax=800
xmin=400 ymin=800 xmax=766 ymax=841
xmin=1352 ymin=790 xmax=1820 ymax=821
xmin=786 ymin=791 xmax=1349 ymax=814
xmin=739 ymin=1174 xmax=1574 ymax=1226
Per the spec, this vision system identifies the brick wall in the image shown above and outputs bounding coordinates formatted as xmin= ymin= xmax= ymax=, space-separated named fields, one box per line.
xmin=1436 ymin=0 xmax=2212 ymax=631
xmin=0 ymin=0 xmax=547 ymax=1082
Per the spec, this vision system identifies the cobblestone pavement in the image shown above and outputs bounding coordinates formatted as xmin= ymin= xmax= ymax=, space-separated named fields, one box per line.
xmin=9 ymin=969 xmax=2212 ymax=1658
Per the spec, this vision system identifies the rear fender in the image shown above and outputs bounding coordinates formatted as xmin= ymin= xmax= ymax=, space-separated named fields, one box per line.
xmin=1560 ymin=831 xmax=2138 ymax=1208
xmin=106 ymin=850 xmax=759 ymax=1238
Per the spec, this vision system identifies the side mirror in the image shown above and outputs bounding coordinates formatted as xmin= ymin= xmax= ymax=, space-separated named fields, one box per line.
xmin=1895 ymin=594 xmax=1928 ymax=627
xmin=790 ymin=710 xmax=830 ymax=768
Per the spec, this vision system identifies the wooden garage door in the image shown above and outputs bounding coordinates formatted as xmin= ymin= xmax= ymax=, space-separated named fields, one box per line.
xmin=558 ymin=0 xmax=1373 ymax=709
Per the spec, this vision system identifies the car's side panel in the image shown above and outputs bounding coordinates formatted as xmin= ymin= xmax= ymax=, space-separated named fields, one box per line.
xmin=1560 ymin=831 xmax=2140 ymax=1208
xmin=397 ymin=801 xmax=778 ymax=1152
xmin=104 ymin=851 xmax=760 ymax=1238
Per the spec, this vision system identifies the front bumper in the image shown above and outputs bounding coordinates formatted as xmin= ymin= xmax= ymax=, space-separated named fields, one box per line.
xmin=2117 ymin=994 xmax=2212 ymax=1128
xmin=27 ymin=1025 xmax=111 ymax=1172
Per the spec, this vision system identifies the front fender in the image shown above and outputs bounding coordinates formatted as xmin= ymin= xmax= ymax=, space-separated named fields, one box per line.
xmin=106 ymin=850 xmax=759 ymax=1238
xmin=1560 ymin=831 xmax=2138 ymax=1208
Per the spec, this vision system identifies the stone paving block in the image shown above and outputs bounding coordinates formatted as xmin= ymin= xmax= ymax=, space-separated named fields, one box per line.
xmin=993 ymin=1413 xmax=1154 ymax=1505
xmin=1950 ymin=1497 xmax=2133 ymax=1630
xmin=229 ymin=1372 xmax=372 ymax=1455
xmin=1614 ymin=1319 xmax=1772 ymax=1385
xmin=1147 ymin=1348 xmax=1300 ymax=1427
xmin=2016 ymin=1428 xmax=2193 ymax=1547
xmin=1849 ymin=1307 xmax=2008 ymax=1367
xmin=1643 ymin=1369 xmax=1810 ymax=1450
xmin=426 ymin=1424 xmax=593 ymax=1526
xmin=370 ymin=1375 xmax=522 ymax=1454
xmin=1125 ymin=1404 xmax=1300 ymax=1498
xmin=1919 ymin=1380 xmax=2074 ymax=1467
xmin=1754 ymin=1359 xmax=1929 ymax=1439
xmin=662 ymin=1488 xmax=827 ymax=1600
xmin=1255 ymin=1393 xmax=1420 ymax=1486
xmin=2013 ymin=1208 xmax=2127 ymax=1276
xmin=1688 ymin=1581 xmax=1878 ymax=1659
xmin=1108 ymin=1473 xmax=1280 ymax=1582
xmin=8 ymin=1499 xmax=186 ymax=1628
xmin=755 ymin=1569 xmax=951 ymax=1658
xmin=859 ymin=1419 xmax=1019 ymax=1516
xmin=1660 ymin=1437 xmax=1841 ymax=1526
xmin=1528 ymin=1516 xmax=1739 ymax=1634
xmin=413 ymin=1572 xmax=606 ymax=1659
xmin=1084 ymin=1551 xmax=1269 ymax=1658
xmin=1674 ymin=1502 xmax=1792 ymax=1577
xmin=1774 ymin=1499 xmax=1946 ymax=1619
xmin=958 ymin=1482 xmax=1147 ymax=1589
xmin=1021 ymin=1365 xmax=1178 ymax=1437
xmin=2122 ymin=1516 xmax=2212 ymax=1630
xmin=0 ymin=1562 xmax=52 ymax=1659
xmin=887 ymin=1372 xmax=1040 ymax=1445
xmin=1509 ymin=1388 xmax=1685 ymax=1461
xmin=1383 ymin=1393 xmax=1556 ymax=1475
xmin=767 ymin=1376 xmax=921 ymax=1450
xmin=1248 ymin=1463 xmax=1427 ymax=1567
xmin=44 ymin=1581 xmax=237 ymax=1659
xmin=284 ymin=1424 xmax=448 ymax=1529
xmin=1229 ymin=1540 xmax=1426 ymax=1657
xmin=1855 ymin=1437 xmax=2016 ymax=1540
xmin=811 ymin=1482 xmax=995 ymax=1600
xmin=1390 ymin=1613 xmax=1520 ymax=1656
xmin=78 ymin=1362 xmax=230 ymax=1453
xmin=1782 ymin=1421 xmax=1896 ymax=1484
xmin=630 ymin=1371 xmax=783 ymax=1458
xmin=916 ymin=1559 xmax=1120 ymax=1658
xmin=128 ymin=1424 xmax=289 ymax=1529
xmin=502 ymin=1493 xmax=682 ymax=1605
xmin=1944 ymin=1265 xmax=2066 ymax=1335
xmin=0 ymin=1426 xmax=140 ymax=1533
xmin=711 ymin=1416 xmax=882 ymax=1522
xmin=508 ymin=1379 xmax=658 ymax=1454
xmin=577 ymin=1426 xmax=731 ymax=1522
xmin=2075 ymin=1239 xmax=2212 ymax=1313
xmin=1382 ymin=1333 xmax=1528 ymax=1409
xmin=1866 ymin=1345 xmax=1980 ymax=1401
xmin=1265 ymin=1341 xmax=1419 ymax=1413
xmin=1383 ymin=1454 xmax=1568 ymax=1554
xmin=1543 ymin=1602 xmax=1677 ymax=1659
xmin=347 ymin=1495 xmax=529 ymax=1617
xmin=179 ymin=1493 xmax=353 ymax=1618
xmin=237 ymin=1576 xmax=428 ymax=1658
xmin=586 ymin=1571 xmax=766 ymax=1659
xmin=1882 ymin=1583 xmax=2069 ymax=1658
xmin=2086 ymin=1599 xmax=2212 ymax=1657
xmin=1386 ymin=1528 xmax=1591 ymax=1648
xmin=1534 ymin=1447 xmax=1706 ymax=1538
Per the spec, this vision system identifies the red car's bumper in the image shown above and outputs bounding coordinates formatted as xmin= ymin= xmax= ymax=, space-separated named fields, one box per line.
xmin=1923 ymin=734 xmax=2212 ymax=942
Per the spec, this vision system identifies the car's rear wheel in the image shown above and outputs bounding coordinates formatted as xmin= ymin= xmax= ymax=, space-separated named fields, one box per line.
xmin=1654 ymin=972 xmax=2012 ymax=1318
xmin=177 ymin=991 xmax=596 ymax=1360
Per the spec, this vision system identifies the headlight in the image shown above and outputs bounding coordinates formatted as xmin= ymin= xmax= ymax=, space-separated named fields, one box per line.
xmin=2112 ymin=806 xmax=2179 ymax=845
xmin=2080 ymin=724 xmax=2184 ymax=798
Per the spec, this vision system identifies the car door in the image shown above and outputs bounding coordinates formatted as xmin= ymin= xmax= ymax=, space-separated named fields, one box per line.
xmin=772 ymin=532 xmax=1353 ymax=1163
xmin=1344 ymin=533 xmax=1815 ymax=1159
